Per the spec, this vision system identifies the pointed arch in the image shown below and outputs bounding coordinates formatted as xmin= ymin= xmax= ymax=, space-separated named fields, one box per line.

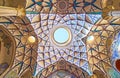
xmin=37 ymin=59 xmax=90 ymax=78
xmin=86 ymin=17 xmax=120 ymax=77
xmin=0 ymin=25 xmax=16 ymax=77
xmin=0 ymin=16 xmax=38 ymax=77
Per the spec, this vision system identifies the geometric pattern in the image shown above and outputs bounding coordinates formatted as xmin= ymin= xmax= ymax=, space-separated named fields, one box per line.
xmin=0 ymin=16 xmax=38 ymax=76
xmin=26 ymin=0 xmax=103 ymax=14
xmin=25 ymin=0 xmax=103 ymax=76
xmin=37 ymin=59 xmax=90 ymax=78
xmin=1 ymin=1 xmax=120 ymax=78
xmin=27 ymin=13 xmax=101 ymax=75
xmin=86 ymin=18 xmax=115 ymax=75
xmin=2 ymin=16 xmax=120 ymax=77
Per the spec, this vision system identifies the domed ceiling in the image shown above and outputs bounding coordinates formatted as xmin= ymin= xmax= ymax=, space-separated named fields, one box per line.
xmin=26 ymin=0 xmax=103 ymax=76
xmin=1 ymin=0 xmax=120 ymax=78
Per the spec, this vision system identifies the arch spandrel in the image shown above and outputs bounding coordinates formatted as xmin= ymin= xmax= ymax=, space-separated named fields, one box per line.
xmin=37 ymin=59 xmax=90 ymax=78
xmin=0 ymin=16 xmax=38 ymax=78
xmin=86 ymin=17 xmax=120 ymax=77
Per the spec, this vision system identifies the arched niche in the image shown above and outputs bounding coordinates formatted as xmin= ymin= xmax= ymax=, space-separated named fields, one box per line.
xmin=37 ymin=59 xmax=90 ymax=78
xmin=0 ymin=16 xmax=38 ymax=77
xmin=0 ymin=25 xmax=16 ymax=77
xmin=48 ymin=70 xmax=76 ymax=78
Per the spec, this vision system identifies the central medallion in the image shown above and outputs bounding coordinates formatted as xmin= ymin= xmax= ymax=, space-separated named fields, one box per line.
xmin=56 ymin=0 xmax=69 ymax=15
xmin=54 ymin=28 xmax=69 ymax=43
xmin=51 ymin=26 xmax=72 ymax=47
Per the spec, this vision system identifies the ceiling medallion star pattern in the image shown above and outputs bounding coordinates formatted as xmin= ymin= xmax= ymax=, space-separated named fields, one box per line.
xmin=50 ymin=26 xmax=72 ymax=47
xmin=25 ymin=0 xmax=103 ymax=76
xmin=1 ymin=0 xmax=120 ymax=77
xmin=26 ymin=0 xmax=102 ymax=14
xmin=27 ymin=13 xmax=101 ymax=75
xmin=55 ymin=0 xmax=69 ymax=14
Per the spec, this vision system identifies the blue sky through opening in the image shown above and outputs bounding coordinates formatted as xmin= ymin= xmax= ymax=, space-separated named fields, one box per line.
xmin=54 ymin=28 xmax=69 ymax=43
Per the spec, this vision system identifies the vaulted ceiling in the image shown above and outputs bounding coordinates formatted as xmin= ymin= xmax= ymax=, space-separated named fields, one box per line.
xmin=0 ymin=0 xmax=120 ymax=78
